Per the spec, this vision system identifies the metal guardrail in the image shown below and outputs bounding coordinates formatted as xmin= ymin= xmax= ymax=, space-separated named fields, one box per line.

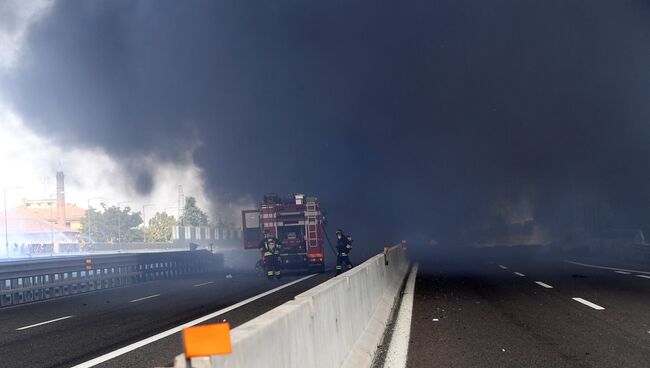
xmin=0 ymin=250 xmax=223 ymax=308
xmin=58 ymin=241 xmax=240 ymax=254
xmin=80 ymin=242 xmax=181 ymax=252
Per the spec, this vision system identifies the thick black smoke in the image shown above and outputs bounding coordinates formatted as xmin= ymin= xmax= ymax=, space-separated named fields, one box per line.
xmin=2 ymin=1 xmax=650 ymax=252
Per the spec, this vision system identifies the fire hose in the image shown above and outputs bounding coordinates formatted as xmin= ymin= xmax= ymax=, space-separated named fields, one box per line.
xmin=320 ymin=222 xmax=339 ymax=258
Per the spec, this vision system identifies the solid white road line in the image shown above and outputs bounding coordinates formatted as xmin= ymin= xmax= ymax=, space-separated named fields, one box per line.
xmin=636 ymin=275 xmax=650 ymax=279
xmin=193 ymin=281 xmax=214 ymax=287
xmin=71 ymin=274 xmax=317 ymax=368
xmin=498 ymin=265 xmax=508 ymax=270
xmin=16 ymin=315 xmax=74 ymax=331
xmin=129 ymin=294 xmax=161 ymax=303
xmin=513 ymin=272 xmax=526 ymax=277
xmin=572 ymin=297 xmax=605 ymax=310
xmin=534 ymin=281 xmax=554 ymax=289
xmin=615 ymin=271 xmax=631 ymax=275
xmin=384 ymin=263 xmax=419 ymax=368
xmin=564 ymin=260 xmax=650 ymax=275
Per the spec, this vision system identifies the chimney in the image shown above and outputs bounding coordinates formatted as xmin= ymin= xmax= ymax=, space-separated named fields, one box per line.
xmin=56 ymin=171 xmax=66 ymax=227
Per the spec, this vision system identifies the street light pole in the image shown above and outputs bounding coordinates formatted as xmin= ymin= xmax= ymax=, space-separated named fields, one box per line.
xmin=117 ymin=201 xmax=131 ymax=243
xmin=3 ymin=186 xmax=22 ymax=258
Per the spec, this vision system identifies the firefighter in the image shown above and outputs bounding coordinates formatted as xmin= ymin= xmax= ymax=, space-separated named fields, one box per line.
xmin=259 ymin=232 xmax=282 ymax=280
xmin=335 ymin=229 xmax=353 ymax=275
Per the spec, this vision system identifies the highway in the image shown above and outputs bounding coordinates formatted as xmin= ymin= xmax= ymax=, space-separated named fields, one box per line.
xmin=4 ymin=245 xmax=649 ymax=368
xmin=405 ymin=246 xmax=650 ymax=368
xmin=0 ymin=266 xmax=331 ymax=368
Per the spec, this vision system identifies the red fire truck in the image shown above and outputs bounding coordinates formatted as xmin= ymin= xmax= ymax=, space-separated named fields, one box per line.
xmin=242 ymin=193 xmax=325 ymax=273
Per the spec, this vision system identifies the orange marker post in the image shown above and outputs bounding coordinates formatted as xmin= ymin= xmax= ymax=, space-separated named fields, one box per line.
xmin=183 ymin=323 xmax=232 ymax=358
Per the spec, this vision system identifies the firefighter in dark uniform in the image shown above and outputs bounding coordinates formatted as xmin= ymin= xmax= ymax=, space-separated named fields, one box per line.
xmin=335 ymin=229 xmax=353 ymax=275
xmin=259 ymin=232 xmax=282 ymax=280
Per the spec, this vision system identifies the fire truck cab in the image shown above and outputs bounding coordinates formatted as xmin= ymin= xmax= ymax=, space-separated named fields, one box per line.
xmin=242 ymin=193 xmax=325 ymax=273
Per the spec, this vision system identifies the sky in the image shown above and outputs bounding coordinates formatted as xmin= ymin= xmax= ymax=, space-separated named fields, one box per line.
xmin=1 ymin=0 xmax=649 ymax=253
xmin=0 ymin=0 xmax=212 ymax=223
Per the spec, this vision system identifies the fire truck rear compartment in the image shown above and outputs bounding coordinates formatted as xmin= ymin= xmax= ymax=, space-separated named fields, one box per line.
xmin=277 ymin=224 xmax=309 ymax=269
xmin=242 ymin=193 xmax=326 ymax=273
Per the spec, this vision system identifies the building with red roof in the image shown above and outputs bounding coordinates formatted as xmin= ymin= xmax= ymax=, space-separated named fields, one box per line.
xmin=0 ymin=172 xmax=85 ymax=252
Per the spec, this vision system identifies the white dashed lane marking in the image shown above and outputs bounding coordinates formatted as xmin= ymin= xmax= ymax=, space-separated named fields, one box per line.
xmin=572 ymin=297 xmax=605 ymax=310
xmin=498 ymin=265 xmax=508 ymax=270
xmin=129 ymin=294 xmax=161 ymax=303
xmin=513 ymin=272 xmax=525 ymax=277
xmin=193 ymin=281 xmax=214 ymax=287
xmin=16 ymin=315 xmax=74 ymax=331
xmin=615 ymin=271 xmax=631 ymax=275
xmin=534 ymin=281 xmax=554 ymax=289
xmin=636 ymin=275 xmax=650 ymax=280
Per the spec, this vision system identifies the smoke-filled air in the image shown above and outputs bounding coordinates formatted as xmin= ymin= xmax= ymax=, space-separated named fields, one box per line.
xmin=1 ymin=0 xmax=650 ymax=254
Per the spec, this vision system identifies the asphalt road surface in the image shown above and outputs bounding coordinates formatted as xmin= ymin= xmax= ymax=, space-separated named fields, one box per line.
xmin=406 ymin=246 xmax=650 ymax=368
xmin=0 ymin=268 xmax=331 ymax=368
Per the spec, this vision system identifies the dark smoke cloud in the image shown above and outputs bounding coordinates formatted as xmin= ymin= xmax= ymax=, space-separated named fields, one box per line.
xmin=2 ymin=1 xmax=650 ymax=252
xmin=134 ymin=170 xmax=154 ymax=195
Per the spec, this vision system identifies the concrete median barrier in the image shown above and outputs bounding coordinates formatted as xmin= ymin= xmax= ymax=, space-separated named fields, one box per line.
xmin=174 ymin=244 xmax=409 ymax=368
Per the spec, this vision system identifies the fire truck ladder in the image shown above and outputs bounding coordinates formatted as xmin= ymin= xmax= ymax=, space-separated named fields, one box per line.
xmin=305 ymin=201 xmax=320 ymax=249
